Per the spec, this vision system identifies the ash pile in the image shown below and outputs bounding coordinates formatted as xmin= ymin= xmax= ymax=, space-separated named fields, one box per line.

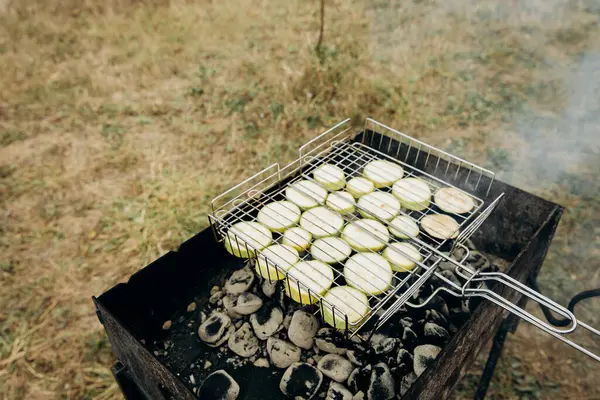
xmin=154 ymin=243 xmax=500 ymax=400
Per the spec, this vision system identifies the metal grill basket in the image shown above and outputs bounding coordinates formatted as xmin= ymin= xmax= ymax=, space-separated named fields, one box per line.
xmin=208 ymin=118 xmax=599 ymax=361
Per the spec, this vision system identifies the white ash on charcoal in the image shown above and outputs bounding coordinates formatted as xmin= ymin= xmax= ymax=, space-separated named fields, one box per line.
xmin=347 ymin=364 xmax=372 ymax=394
xmin=280 ymin=362 xmax=323 ymax=399
xmin=352 ymin=391 xmax=365 ymax=400
xmin=368 ymin=362 xmax=395 ymax=400
xmin=399 ymin=317 xmax=414 ymax=330
xmin=262 ymin=279 xmax=278 ymax=297
xmin=209 ymin=290 xmax=224 ymax=305
xmin=401 ymin=326 xmax=418 ymax=350
xmin=465 ymin=250 xmax=490 ymax=270
xmin=346 ymin=338 xmax=369 ymax=367
xmin=198 ymin=370 xmax=240 ymax=400
xmin=267 ymin=337 xmax=301 ymax=368
xmin=253 ymin=357 xmax=270 ymax=368
xmin=249 ymin=302 xmax=283 ymax=340
xmin=199 ymin=312 xmax=235 ymax=347
xmin=222 ymin=296 xmax=243 ymax=320
xmin=413 ymin=344 xmax=441 ymax=377
xmin=423 ymin=322 xmax=451 ymax=346
xmin=232 ymin=292 xmax=263 ymax=315
xmin=226 ymin=356 xmax=247 ymax=369
xmin=450 ymin=246 xmax=467 ymax=262
xmin=399 ymin=372 xmax=417 ymax=396
xmin=317 ymin=354 xmax=354 ymax=383
xmin=288 ymin=310 xmax=320 ymax=349
xmin=315 ymin=328 xmax=348 ymax=355
xmin=424 ymin=309 xmax=448 ymax=329
xmin=422 ymin=295 xmax=450 ymax=318
xmin=283 ymin=313 xmax=293 ymax=330
xmin=327 ymin=382 xmax=353 ymax=400
xmin=368 ymin=334 xmax=397 ymax=355
xmin=384 ymin=356 xmax=396 ymax=372
xmin=396 ymin=349 xmax=413 ymax=375
xmin=224 ymin=266 xmax=255 ymax=295
xmin=227 ymin=322 xmax=259 ymax=358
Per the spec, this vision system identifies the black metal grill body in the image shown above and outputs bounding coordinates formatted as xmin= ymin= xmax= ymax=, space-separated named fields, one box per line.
xmin=94 ymin=131 xmax=563 ymax=399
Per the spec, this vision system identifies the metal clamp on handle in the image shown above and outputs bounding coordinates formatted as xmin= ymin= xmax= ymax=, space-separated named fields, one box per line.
xmin=458 ymin=269 xmax=600 ymax=362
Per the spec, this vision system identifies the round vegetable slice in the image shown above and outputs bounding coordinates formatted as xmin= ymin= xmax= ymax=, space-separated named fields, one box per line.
xmin=282 ymin=227 xmax=312 ymax=252
xmin=341 ymin=219 xmax=389 ymax=252
xmin=344 ymin=253 xmax=393 ymax=295
xmin=256 ymin=244 xmax=299 ymax=280
xmin=421 ymin=214 xmax=460 ymax=240
xmin=310 ymin=237 xmax=352 ymax=264
xmin=326 ymin=191 xmax=356 ymax=215
xmin=389 ymin=215 xmax=420 ymax=239
xmin=346 ymin=177 xmax=375 ymax=198
xmin=313 ymin=164 xmax=346 ymax=191
xmin=224 ymin=221 xmax=273 ymax=258
xmin=285 ymin=260 xmax=334 ymax=305
xmin=434 ymin=187 xmax=475 ymax=214
xmin=257 ymin=201 xmax=301 ymax=232
xmin=363 ymin=160 xmax=404 ymax=188
xmin=392 ymin=178 xmax=432 ymax=211
xmin=286 ymin=180 xmax=328 ymax=210
xmin=357 ymin=192 xmax=401 ymax=221
xmin=300 ymin=207 xmax=345 ymax=238
xmin=322 ymin=286 xmax=370 ymax=330
xmin=383 ymin=242 xmax=422 ymax=272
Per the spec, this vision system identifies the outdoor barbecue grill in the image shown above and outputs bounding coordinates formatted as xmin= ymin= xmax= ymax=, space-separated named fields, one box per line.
xmin=94 ymin=118 xmax=599 ymax=399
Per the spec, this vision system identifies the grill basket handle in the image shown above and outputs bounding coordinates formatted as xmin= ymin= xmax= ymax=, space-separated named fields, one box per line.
xmin=461 ymin=270 xmax=600 ymax=362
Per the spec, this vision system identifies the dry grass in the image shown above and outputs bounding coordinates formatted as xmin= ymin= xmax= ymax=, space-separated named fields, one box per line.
xmin=1 ymin=0 xmax=599 ymax=398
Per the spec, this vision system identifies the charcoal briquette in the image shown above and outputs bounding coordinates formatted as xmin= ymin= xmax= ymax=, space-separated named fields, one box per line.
xmin=425 ymin=309 xmax=448 ymax=329
xmin=367 ymin=362 xmax=395 ymax=400
xmin=198 ymin=370 xmax=240 ymax=400
xmin=317 ymin=354 xmax=353 ymax=383
xmin=347 ymin=364 xmax=372 ymax=393
xmin=402 ymin=327 xmax=418 ymax=350
xmin=413 ymin=344 xmax=441 ymax=377
xmin=423 ymin=322 xmax=450 ymax=346
xmin=399 ymin=372 xmax=417 ymax=396
xmin=327 ymin=382 xmax=353 ymax=400
xmin=279 ymin=362 xmax=323 ymax=399
xmin=249 ymin=302 xmax=283 ymax=340
xmin=396 ymin=348 xmax=413 ymax=375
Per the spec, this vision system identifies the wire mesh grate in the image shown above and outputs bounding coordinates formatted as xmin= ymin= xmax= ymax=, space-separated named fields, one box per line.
xmin=209 ymin=118 xmax=500 ymax=337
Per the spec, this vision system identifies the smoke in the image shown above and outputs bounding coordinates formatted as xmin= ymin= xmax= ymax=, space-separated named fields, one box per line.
xmin=500 ymin=51 xmax=600 ymax=197
xmin=367 ymin=0 xmax=600 ymax=196
xmin=366 ymin=0 xmax=600 ymax=315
